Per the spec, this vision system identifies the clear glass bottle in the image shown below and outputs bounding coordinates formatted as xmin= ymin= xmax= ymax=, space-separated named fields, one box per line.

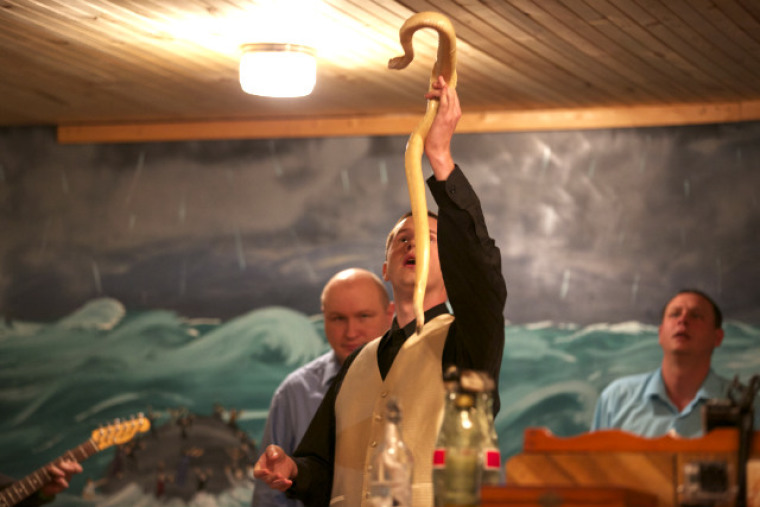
xmin=368 ymin=397 xmax=414 ymax=507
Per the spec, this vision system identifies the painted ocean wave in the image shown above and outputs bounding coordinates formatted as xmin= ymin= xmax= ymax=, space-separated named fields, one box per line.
xmin=1 ymin=298 xmax=758 ymax=507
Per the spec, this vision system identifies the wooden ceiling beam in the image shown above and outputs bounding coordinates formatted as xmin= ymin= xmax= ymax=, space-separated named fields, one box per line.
xmin=57 ymin=99 xmax=760 ymax=144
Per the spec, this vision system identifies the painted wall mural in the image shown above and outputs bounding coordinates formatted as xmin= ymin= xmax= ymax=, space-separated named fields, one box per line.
xmin=1 ymin=122 xmax=759 ymax=507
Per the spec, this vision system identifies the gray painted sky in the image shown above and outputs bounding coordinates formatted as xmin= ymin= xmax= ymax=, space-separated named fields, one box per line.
xmin=1 ymin=123 xmax=758 ymax=325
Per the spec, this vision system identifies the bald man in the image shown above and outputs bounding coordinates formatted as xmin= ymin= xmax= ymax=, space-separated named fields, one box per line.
xmin=252 ymin=268 xmax=394 ymax=507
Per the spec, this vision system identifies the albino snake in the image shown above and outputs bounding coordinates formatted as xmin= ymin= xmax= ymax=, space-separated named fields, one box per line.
xmin=388 ymin=12 xmax=457 ymax=333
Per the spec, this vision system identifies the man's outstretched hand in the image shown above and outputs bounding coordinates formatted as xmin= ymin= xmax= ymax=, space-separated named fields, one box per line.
xmin=252 ymin=445 xmax=297 ymax=492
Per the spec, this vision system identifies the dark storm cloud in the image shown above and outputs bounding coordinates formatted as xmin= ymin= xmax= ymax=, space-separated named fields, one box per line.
xmin=2 ymin=123 xmax=759 ymax=324
xmin=450 ymin=124 xmax=760 ymax=324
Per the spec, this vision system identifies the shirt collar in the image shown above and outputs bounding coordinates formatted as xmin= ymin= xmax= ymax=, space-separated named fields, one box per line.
xmin=647 ymin=367 xmax=726 ymax=405
xmin=390 ymin=303 xmax=450 ymax=338
xmin=645 ymin=368 xmax=669 ymax=401
xmin=697 ymin=369 xmax=728 ymax=400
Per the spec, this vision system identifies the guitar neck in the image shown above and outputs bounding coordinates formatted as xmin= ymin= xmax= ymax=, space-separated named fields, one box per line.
xmin=0 ymin=439 xmax=98 ymax=507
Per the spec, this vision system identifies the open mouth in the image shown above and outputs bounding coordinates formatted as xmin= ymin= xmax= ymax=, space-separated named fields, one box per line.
xmin=404 ymin=255 xmax=416 ymax=266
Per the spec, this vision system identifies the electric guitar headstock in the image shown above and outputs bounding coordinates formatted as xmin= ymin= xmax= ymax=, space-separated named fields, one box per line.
xmin=91 ymin=413 xmax=151 ymax=450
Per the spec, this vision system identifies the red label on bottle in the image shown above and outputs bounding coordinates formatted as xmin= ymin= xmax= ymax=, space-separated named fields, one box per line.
xmin=432 ymin=448 xmax=446 ymax=468
xmin=484 ymin=449 xmax=501 ymax=470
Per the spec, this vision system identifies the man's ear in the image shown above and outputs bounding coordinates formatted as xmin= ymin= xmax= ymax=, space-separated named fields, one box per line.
xmin=714 ymin=328 xmax=725 ymax=348
xmin=382 ymin=261 xmax=389 ymax=281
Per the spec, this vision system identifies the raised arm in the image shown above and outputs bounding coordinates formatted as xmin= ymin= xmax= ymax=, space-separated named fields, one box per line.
xmin=424 ymin=75 xmax=460 ymax=181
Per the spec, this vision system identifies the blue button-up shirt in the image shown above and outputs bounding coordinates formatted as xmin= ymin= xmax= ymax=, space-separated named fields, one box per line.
xmin=590 ymin=368 xmax=752 ymax=437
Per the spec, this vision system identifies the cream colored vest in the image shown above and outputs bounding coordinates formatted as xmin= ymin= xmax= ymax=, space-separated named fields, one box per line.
xmin=331 ymin=313 xmax=454 ymax=507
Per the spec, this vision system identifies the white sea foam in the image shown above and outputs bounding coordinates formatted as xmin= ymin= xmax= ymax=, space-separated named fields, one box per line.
xmin=58 ymin=298 xmax=126 ymax=331
xmin=555 ymin=320 xmax=656 ymax=344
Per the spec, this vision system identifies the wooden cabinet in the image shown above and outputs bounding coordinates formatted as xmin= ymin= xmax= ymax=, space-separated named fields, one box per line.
xmin=503 ymin=428 xmax=760 ymax=507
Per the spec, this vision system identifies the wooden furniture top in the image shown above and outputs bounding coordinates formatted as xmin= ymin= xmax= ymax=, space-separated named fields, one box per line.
xmin=522 ymin=427 xmax=760 ymax=454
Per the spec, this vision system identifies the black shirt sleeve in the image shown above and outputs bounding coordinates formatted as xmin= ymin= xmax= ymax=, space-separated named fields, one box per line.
xmin=428 ymin=166 xmax=507 ymax=415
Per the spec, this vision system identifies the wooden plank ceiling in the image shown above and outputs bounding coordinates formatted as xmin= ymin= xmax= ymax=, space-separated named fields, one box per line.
xmin=1 ymin=0 xmax=759 ymax=143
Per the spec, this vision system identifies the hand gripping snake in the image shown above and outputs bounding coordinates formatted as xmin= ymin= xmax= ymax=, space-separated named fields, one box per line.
xmin=388 ymin=12 xmax=457 ymax=333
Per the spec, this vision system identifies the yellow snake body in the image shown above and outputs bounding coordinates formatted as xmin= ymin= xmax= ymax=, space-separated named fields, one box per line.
xmin=389 ymin=12 xmax=457 ymax=333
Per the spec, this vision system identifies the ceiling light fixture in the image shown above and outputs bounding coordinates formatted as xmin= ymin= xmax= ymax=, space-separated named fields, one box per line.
xmin=239 ymin=43 xmax=317 ymax=98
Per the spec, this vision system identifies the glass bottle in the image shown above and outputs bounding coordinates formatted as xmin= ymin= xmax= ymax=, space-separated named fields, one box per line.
xmin=433 ymin=366 xmax=460 ymax=507
xmin=443 ymin=389 xmax=482 ymax=507
xmin=368 ymin=397 xmax=414 ymax=507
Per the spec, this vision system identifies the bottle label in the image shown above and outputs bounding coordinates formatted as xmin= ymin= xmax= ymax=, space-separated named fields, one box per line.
xmin=432 ymin=448 xmax=446 ymax=469
xmin=484 ymin=448 xmax=501 ymax=470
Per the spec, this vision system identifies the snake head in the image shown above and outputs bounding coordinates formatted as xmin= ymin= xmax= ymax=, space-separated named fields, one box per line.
xmin=388 ymin=54 xmax=413 ymax=70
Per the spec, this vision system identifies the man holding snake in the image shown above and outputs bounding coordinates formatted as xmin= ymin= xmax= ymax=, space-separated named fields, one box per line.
xmin=253 ymin=76 xmax=507 ymax=507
